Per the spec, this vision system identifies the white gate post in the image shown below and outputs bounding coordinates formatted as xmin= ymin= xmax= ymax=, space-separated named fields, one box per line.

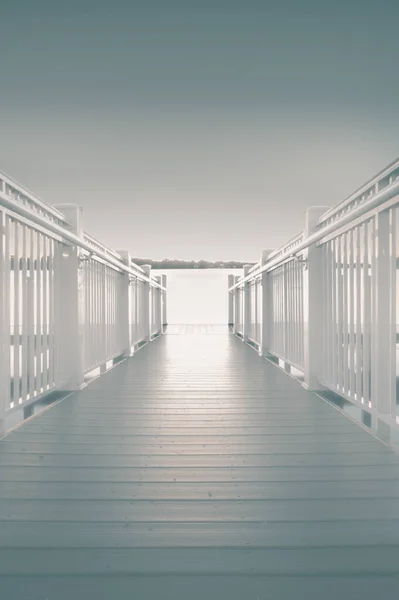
xmin=0 ymin=209 xmax=11 ymax=436
xmin=152 ymin=275 xmax=162 ymax=337
xmin=52 ymin=204 xmax=85 ymax=390
xmin=141 ymin=265 xmax=151 ymax=343
xmin=161 ymin=274 xmax=167 ymax=328
xmin=228 ymin=274 xmax=234 ymax=326
xmin=242 ymin=265 xmax=252 ymax=343
xmin=303 ymin=206 xmax=330 ymax=390
xmin=260 ymin=249 xmax=274 ymax=357
xmin=373 ymin=208 xmax=396 ymax=421
xmin=115 ymin=249 xmax=133 ymax=357
xmin=232 ymin=275 xmax=240 ymax=334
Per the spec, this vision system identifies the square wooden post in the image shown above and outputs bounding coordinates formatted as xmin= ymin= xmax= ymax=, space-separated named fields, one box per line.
xmin=52 ymin=204 xmax=86 ymax=390
xmin=141 ymin=265 xmax=151 ymax=343
xmin=228 ymin=274 xmax=234 ymax=326
xmin=161 ymin=274 xmax=167 ymax=327
xmin=260 ymin=249 xmax=274 ymax=357
xmin=115 ymin=249 xmax=133 ymax=357
xmin=303 ymin=206 xmax=330 ymax=390
xmin=0 ymin=209 xmax=11 ymax=436
xmin=373 ymin=208 xmax=396 ymax=421
xmin=152 ymin=275 xmax=162 ymax=337
xmin=242 ymin=265 xmax=252 ymax=343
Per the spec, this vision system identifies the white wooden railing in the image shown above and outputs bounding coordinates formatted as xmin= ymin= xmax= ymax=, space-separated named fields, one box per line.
xmin=229 ymin=157 xmax=399 ymax=430
xmin=0 ymin=172 xmax=167 ymax=435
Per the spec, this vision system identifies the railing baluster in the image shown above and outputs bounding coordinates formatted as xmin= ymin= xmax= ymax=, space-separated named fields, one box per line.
xmin=0 ymin=212 xmax=11 ymax=433
xmin=370 ymin=218 xmax=377 ymax=406
xmin=21 ymin=224 xmax=28 ymax=403
xmin=355 ymin=225 xmax=362 ymax=402
xmin=331 ymin=238 xmax=337 ymax=389
xmin=348 ymin=229 xmax=355 ymax=398
xmin=42 ymin=235 xmax=49 ymax=392
xmin=363 ymin=220 xmax=371 ymax=405
xmin=49 ymin=238 xmax=56 ymax=389
xmin=342 ymin=231 xmax=349 ymax=395
xmin=28 ymin=229 xmax=35 ymax=401
xmin=13 ymin=220 xmax=20 ymax=405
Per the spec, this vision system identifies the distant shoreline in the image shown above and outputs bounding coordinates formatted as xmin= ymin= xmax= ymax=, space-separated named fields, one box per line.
xmin=131 ymin=260 xmax=255 ymax=269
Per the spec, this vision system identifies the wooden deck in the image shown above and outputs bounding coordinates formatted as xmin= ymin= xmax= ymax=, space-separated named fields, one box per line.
xmin=1 ymin=325 xmax=399 ymax=598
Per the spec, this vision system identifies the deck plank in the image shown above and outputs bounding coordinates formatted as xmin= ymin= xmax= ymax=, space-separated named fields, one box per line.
xmin=1 ymin=575 xmax=399 ymax=600
xmin=1 ymin=327 xmax=399 ymax=598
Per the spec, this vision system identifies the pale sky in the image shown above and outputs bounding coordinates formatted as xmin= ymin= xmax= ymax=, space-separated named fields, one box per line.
xmin=1 ymin=0 xmax=398 ymax=262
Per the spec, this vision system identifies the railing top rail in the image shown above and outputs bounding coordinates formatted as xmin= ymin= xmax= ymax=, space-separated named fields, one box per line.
xmin=83 ymin=231 xmax=145 ymax=274
xmin=317 ymin=157 xmax=399 ymax=227
xmin=246 ymin=232 xmax=304 ymax=275
xmin=230 ymin=174 xmax=399 ymax=291
xmin=0 ymin=170 xmax=69 ymax=225
xmin=0 ymin=183 xmax=164 ymax=290
xmin=267 ymin=231 xmax=304 ymax=262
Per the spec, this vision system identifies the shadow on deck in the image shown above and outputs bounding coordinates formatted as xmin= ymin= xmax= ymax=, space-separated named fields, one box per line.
xmin=1 ymin=325 xmax=399 ymax=599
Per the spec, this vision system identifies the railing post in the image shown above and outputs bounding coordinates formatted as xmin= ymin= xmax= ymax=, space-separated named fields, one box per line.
xmin=115 ymin=249 xmax=133 ymax=357
xmin=52 ymin=204 xmax=85 ymax=390
xmin=141 ymin=265 xmax=151 ymax=343
xmin=0 ymin=210 xmax=11 ymax=436
xmin=161 ymin=274 xmax=167 ymax=328
xmin=303 ymin=206 xmax=330 ymax=390
xmin=237 ymin=275 xmax=242 ymax=335
xmin=243 ymin=264 xmax=252 ymax=343
xmin=228 ymin=274 xmax=234 ymax=327
xmin=260 ymin=249 xmax=274 ymax=357
xmin=232 ymin=275 xmax=240 ymax=334
xmin=152 ymin=275 xmax=162 ymax=337
xmin=373 ymin=208 xmax=396 ymax=421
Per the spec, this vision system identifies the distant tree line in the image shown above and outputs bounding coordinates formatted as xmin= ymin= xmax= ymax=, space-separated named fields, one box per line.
xmin=131 ymin=258 xmax=256 ymax=269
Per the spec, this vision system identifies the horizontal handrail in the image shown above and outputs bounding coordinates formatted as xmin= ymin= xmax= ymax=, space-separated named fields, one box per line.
xmin=0 ymin=171 xmax=68 ymax=224
xmin=83 ymin=231 xmax=145 ymax=274
xmin=0 ymin=192 xmax=165 ymax=290
xmin=318 ymin=157 xmax=399 ymax=226
xmin=229 ymin=177 xmax=399 ymax=291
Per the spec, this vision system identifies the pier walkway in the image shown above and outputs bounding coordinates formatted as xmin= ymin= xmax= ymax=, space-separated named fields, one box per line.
xmin=1 ymin=326 xmax=399 ymax=599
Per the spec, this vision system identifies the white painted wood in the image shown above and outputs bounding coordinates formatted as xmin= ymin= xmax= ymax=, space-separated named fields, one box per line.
xmin=370 ymin=218 xmax=377 ymax=406
xmin=363 ymin=220 xmax=371 ymax=405
xmin=348 ymin=230 xmax=355 ymax=398
xmin=321 ymin=243 xmax=329 ymax=383
xmin=13 ymin=221 xmax=20 ymax=405
xmin=52 ymin=204 xmax=85 ymax=390
xmin=302 ymin=206 xmax=330 ymax=390
xmin=115 ymin=250 xmax=133 ymax=357
xmin=0 ymin=211 xmax=11 ymax=435
xmin=20 ymin=224 xmax=28 ymax=404
xmin=28 ymin=229 xmax=35 ymax=402
xmin=49 ymin=238 xmax=56 ymax=390
xmin=331 ymin=238 xmax=337 ymax=389
xmin=161 ymin=274 xmax=167 ymax=326
xmin=355 ymin=226 xmax=362 ymax=401
xmin=260 ymin=249 xmax=274 ymax=357
xmin=152 ymin=276 xmax=162 ymax=337
xmin=141 ymin=265 xmax=151 ymax=343
xmin=233 ymin=275 xmax=242 ymax=335
xmin=42 ymin=235 xmax=49 ymax=392
xmin=374 ymin=209 xmax=396 ymax=419
xmin=228 ymin=274 xmax=234 ymax=325
xmin=342 ymin=232 xmax=349 ymax=395
xmin=242 ymin=265 xmax=252 ymax=342
xmin=0 ymin=181 xmax=165 ymax=435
